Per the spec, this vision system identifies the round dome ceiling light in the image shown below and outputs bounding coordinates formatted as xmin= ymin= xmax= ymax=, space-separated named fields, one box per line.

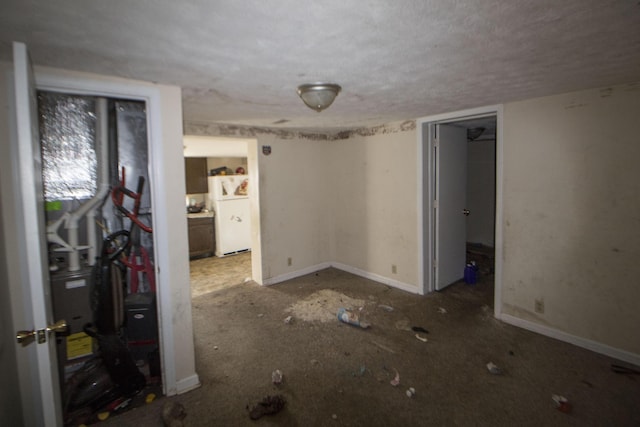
xmin=297 ymin=83 xmax=341 ymax=112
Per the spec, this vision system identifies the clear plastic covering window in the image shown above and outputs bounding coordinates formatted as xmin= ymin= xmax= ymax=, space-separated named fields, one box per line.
xmin=38 ymin=92 xmax=97 ymax=201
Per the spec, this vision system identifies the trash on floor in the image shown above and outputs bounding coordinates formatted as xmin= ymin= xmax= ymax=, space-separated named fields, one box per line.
xmin=286 ymin=289 xmax=367 ymax=323
xmin=552 ymin=394 xmax=571 ymax=413
xmin=411 ymin=326 xmax=429 ymax=333
xmin=415 ymin=334 xmax=428 ymax=343
xmin=371 ymin=340 xmax=396 ymax=354
xmin=390 ymin=369 xmax=400 ymax=387
xmin=352 ymin=365 xmax=366 ymax=377
xmin=486 ymin=362 xmax=501 ymax=375
xmin=145 ymin=393 xmax=156 ymax=404
xmin=464 ymin=262 xmax=478 ymax=284
xmin=406 ymin=387 xmax=416 ymax=398
xmin=247 ymin=395 xmax=286 ymax=420
xmin=337 ymin=307 xmax=370 ymax=329
xmin=437 ymin=307 xmax=447 ymax=314
xmin=395 ymin=319 xmax=412 ymax=331
xmin=271 ymin=369 xmax=283 ymax=385
xmin=161 ymin=401 xmax=187 ymax=427
xmin=378 ymin=304 xmax=394 ymax=312
xmin=283 ymin=315 xmax=293 ymax=324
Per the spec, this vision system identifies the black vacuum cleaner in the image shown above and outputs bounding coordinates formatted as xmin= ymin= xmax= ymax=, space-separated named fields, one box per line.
xmin=63 ymin=229 xmax=145 ymax=424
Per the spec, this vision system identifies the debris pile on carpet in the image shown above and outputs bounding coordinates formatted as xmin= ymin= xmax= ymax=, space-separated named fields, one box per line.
xmin=247 ymin=395 xmax=286 ymax=420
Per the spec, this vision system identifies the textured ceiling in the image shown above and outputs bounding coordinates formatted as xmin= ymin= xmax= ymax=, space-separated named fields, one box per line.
xmin=1 ymin=1 xmax=639 ymax=131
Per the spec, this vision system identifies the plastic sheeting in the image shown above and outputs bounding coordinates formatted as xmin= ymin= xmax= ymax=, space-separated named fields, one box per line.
xmin=39 ymin=92 xmax=97 ymax=201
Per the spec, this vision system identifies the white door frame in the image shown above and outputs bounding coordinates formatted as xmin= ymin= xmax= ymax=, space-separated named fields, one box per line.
xmin=417 ymin=105 xmax=504 ymax=317
xmin=31 ymin=70 xmax=183 ymax=395
xmin=10 ymin=42 xmax=63 ymax=427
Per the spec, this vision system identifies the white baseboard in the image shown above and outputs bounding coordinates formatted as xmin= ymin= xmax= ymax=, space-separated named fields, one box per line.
xmin=261 ymin=261 xmax=420 ymax=295
xmin=331 ymin=262 xmax=421 ymax=294
xmin=500 ymin=314 xmax=640 ymax=367
xmin=175 ymin=374 xmax=201 ymax=395
xmin=262 ymin=262 xmax=331 ymax=286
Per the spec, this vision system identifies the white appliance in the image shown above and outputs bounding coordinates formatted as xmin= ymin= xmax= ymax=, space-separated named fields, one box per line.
xmin=208 ymin=175 xmax=251 ymax=257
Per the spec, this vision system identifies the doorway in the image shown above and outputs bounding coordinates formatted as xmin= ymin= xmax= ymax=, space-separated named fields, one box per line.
xmin=5 ymin=42 xmax=198 ymax=426
xmin=183 ymin=136 xmax=260 ymax=297
xmin=418 ymin=105 xmax=503 ymax=316
xmin=39 ymin=91 xmax=161 ymax=424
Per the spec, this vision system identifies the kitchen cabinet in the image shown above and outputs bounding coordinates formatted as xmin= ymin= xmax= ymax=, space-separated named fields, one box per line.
xmin=185 ymin=157 xmax=208 ymax=194
xmin=188 ymin=216 xmax=215 ymax=259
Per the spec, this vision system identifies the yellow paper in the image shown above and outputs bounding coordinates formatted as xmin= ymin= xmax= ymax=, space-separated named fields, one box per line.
xmin=66 ymin=332 xmax=93 ymax=359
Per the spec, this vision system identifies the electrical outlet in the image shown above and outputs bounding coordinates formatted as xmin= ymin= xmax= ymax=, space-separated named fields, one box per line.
xmin=392 ymin=264 xmax=397 ymax=274
xmin=287 ymin=257 xmax=292 ymax=266
xmin=534 ymin=298 xmax=544 ymax=314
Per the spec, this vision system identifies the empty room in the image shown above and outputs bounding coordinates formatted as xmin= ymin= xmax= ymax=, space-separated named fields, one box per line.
xmin=1 ymin=1 xmax=639 ymax=426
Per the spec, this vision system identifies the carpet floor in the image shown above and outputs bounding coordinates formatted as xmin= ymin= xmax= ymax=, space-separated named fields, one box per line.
xmin=100 ymin=262 xmax=640 ymax=426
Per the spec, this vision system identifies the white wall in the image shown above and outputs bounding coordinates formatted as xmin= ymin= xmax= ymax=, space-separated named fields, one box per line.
xmin=149 ymin=80 xmax=200 ymax=394
xmin=256 ymin=134 xmax=334 ymax=280
xmin=467 ymin=139 xmax=496 ymax=246
xmin=183 ymin=135 xmax=250 ymax=157
xmin=331 ymin=128 xmax=419 ymax=289
xmin=501 ymin=82 xmax=640 ymax=356
xmin=185 ymin=123 xmax=421 ymax=290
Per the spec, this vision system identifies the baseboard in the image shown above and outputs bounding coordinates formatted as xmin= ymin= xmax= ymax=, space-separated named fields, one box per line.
xmin=261 ymin=261 xmax=420 ymax=295
xmin=500 ymin=314 xmax=640 ymax=367
xmin=175 ymin=373 xmax=201 ymax=395
xmin=262 ymin=262 xmax=331 ymax=286
xmin=331 ymin=262 xmax=421 ymax=295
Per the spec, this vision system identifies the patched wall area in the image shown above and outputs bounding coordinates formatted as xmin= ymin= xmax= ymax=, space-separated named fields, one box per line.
xmin=502 ymin=82 xmax=640 ymax=355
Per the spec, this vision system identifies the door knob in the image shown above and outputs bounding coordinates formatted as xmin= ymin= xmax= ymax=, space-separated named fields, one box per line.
xmin=463 ymin=209 xmax=470 ymax=216
xmin=16 ymin=330 xmax=36 ymax=346
xmin=46 ymin=319 xmax=68 ymax=334
xmin=16 ymin=319 xmax=68 ymax=346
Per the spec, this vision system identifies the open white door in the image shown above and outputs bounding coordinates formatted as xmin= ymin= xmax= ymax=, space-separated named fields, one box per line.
xmin=12 ymin=41 xmax=63 ymax=426
xmin=434 ymin=123 xmax=468 ymax=290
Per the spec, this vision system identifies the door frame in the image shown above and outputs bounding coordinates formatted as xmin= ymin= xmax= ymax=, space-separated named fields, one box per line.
xmin=4 ymin=64 xmax=197 ymax=424
xmin=417 ymin=105 xmax=504 ymax=317
xmin=8 ymin=42 xmax=62 ymax=427
xmin=33 ymin=70 xmax=186 ymax=393
xmin=181 ymin=137 xmax=263 ymax=287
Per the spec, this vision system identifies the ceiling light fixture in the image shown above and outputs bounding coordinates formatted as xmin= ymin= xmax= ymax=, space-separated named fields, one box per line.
xmin=297 ymin=83 xmax=341 ymax=112
xmin=467 ymin=127 xmax=486 ymax=141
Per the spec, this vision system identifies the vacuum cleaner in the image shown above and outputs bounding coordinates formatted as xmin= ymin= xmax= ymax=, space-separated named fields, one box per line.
xmin=62 ymin=229 xmax=146 ymax=424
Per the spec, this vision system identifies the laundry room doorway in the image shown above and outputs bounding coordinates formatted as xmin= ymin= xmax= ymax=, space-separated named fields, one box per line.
xmin=4 ymin=41 xmax=196 ymax=426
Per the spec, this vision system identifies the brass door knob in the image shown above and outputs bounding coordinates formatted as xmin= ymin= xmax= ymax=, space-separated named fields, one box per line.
xmin=47 ymin=319 xmax=68 ymax=334
xmin=16 ymin=320 xmax=67 ymax=346
xmin=16 ymin=330 xmax=36 ymax=345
